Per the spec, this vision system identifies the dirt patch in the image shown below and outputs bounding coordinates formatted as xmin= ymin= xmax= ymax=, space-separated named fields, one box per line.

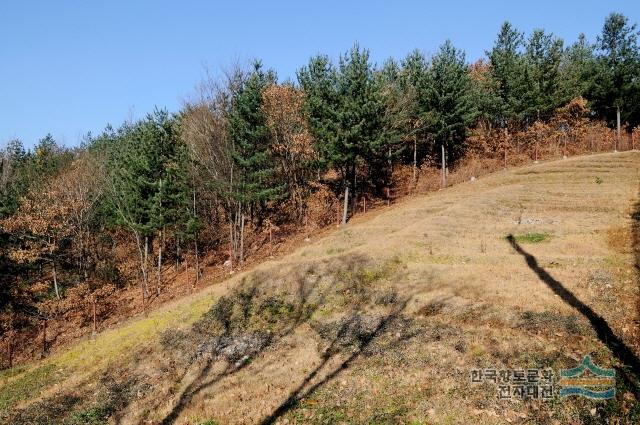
xmin=607 ymin=225 xmax=633 ymax=254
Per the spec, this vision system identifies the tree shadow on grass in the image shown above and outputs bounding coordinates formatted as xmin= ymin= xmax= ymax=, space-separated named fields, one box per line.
xmin=158 ymin=253 xmax=384 ymax=424
xmin=259 ymin=296 xmax=410 ymax=425
xmin=506 ymin=234 xmax=640 ymax=394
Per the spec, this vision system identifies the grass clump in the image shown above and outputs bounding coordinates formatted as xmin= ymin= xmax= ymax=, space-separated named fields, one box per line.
xmin=510 ymin=232 xmax=551 ymax=243
xmin=518 ymin=311 xmax=588 ymax=336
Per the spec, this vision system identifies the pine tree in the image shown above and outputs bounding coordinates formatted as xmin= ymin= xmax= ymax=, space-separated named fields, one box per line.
xmin=228 ymin=61 xmax=280 ymax=211
xmin=298 ymin=44 xmax=390 ymax=193
xmin=425 ymin=40 xmax=478 ymax=164
xmin=560 ymin=34 xmax=596 ymax=101
xmin=487 ymin=22 xmax=525 ymax=125
xmin=590 ymin=13 xmax=640 ymax=128
xmin=521 ymin=29 xmax=564 ymax=121
xmin=226 ymin=60 xmax=280 ymax=262
xmin=377 ymin=58 xmax=416 ymax=172
xmin=399 ymin=50 xmax=433 ymax=173
xmin=0 ymin=140 xmax=30 ymax=218
xmin=297 ymin=54 xmax=339 ymax=175
xmin=105 ymin=110 xmax=191 ymax=302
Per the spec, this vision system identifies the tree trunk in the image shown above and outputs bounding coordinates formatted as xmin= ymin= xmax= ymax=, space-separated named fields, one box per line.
xmin=616 ymin=106 xmax=621 ymax=151
xmin=7 ymin=334 xmax=12 ymax=369
xmin=175 ymin=237 xmax=181 ymax=272
xmin=192 ymin=190 xmax=200 ymax=284
xmin=194 ymin=238 xmax=200 ymax=285
xmin=92 ymin=297 xmax=97 ymax=334
xmin=144 ymin=236 xmax=150 ymax=296
xmin=240 ymin=213 xmax=245 ymax=264
xmin=441 ymin=143 xmax=446 ymax=188
xmin=156 ymin=228 xmax=163 ymax=296
xmin=342 ymin=187 xmax=349 ymax=226
xmin=41 ymin=319 xmax=47 ymax=359
xmin=135 ymin=232 xmax=148 ymax=309
xmin=413 ymin=137 xmax=417 ymax=182
xmin=52 ymin=261 xmax=60 ymax=299
xmin=229 ymin=218 xmax=234 ymax=269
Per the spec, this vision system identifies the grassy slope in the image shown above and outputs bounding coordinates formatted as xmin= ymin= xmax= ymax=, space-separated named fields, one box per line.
xmin=1 ymin=151 xmax=639 ymax=424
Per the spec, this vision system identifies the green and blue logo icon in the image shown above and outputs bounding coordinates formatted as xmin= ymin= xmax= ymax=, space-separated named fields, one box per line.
xmin=559 ymin=356 xmax=616 ymax=399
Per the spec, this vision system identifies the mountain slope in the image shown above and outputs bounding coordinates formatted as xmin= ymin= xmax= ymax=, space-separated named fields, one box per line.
xmin=2 ymin=151 xmax=639 ymax=424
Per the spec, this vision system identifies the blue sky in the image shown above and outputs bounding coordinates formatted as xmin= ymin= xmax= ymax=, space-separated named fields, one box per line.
xmin=1 ymin=1 xmax=638 ymax=148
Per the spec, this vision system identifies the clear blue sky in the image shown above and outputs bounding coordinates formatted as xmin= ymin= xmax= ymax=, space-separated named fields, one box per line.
xmin=2 ymin=0 xmax=638 ymax=148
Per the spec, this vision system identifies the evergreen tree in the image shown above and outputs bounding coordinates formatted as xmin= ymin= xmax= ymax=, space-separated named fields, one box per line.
xmin=469 ymin=59 xmax=504 ymax=130
xmin=400 ymin=49 xmax=430 ymax=122
xmin=0 ymin=140 xmax=30 ymax=218
xmin=34 ymin=134 xmax=70 ymax=177
xmin=522 ymin=29 xmax=565 ymax=121
xmin=227 ymin=60 xmax=280 ymax=218
xmin=487 ymin=22 xmax=525 ymax=125
xmin=399 ymin=50 xmax=433 ymax=169
xmin=425 ymin=40 xmax=478 ymax=163
xmin=105 ymin=110 xmax=191 ymax=299
xmin=377 ymin=58 xmax=416 ymax=166
xmin=298 ymin=44 xmax=390 ymax=192
xmin=560 ymin=34 xmax=596 ymax=101
xmin=297 ymin=54 xmax=339 ymax=174
xmin=590 ymin=12 xmax=640 ymax=128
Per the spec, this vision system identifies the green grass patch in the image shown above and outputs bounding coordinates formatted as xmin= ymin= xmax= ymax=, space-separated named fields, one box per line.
xmin=510 ymin=232 xmax=551 ymax=243
xmin=0 ymin=363 xmax=58 ymax=411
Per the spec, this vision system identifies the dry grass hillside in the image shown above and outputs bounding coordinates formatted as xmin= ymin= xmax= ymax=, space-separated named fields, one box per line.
xmin=1 ymin=151 xmax=639 ymax=424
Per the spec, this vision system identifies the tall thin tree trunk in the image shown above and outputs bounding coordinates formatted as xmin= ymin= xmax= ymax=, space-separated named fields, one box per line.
xmin=413 ymin=137 xmax=417 ymax=182
xmin=156 ymin=228 xmax=163 ymax=296
xmin=240 ymin=213 xmax=245 ymax=264
xmin=229 ymin=219 xmax=234 ymax=269
xmin=616 ymin=105 xmax=621 ymax=151
xmin=192 ymin=190 xmax=200 ymax=283
xmin=175 ymin=237 xmax=180 ymax=272
xmin=6 ymin=315 xmax=13 ymax=368
xmin=194 ymin=238 xmax=200 ymax=285
xmin=441 ymin=143 xmax=446 ymax=188
xmin=7 ymin=332 xmax=12 ymax=369
xmin=135 ymin=233 xmax=147 ymax=310
xmin=342 ymin=187 xmax=349 ymax=226
xmin=52 ymin=261 xmax=60 ymax=299
xmin=92 ymin=296 xmax=97 ymax=334
xmin=41 ymin=319 xmax=47 ymax=359
xmin=144 ymin=236 xmax=150 ymax=295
